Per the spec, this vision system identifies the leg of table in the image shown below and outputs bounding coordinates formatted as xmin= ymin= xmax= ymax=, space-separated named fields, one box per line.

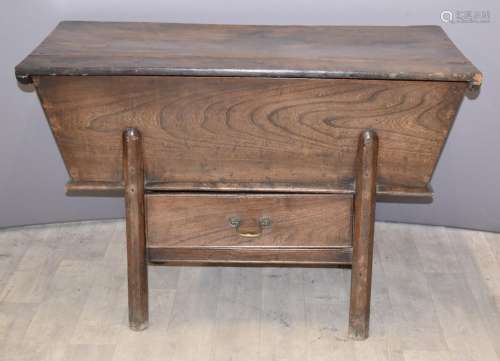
xmin=348 ymin=129 xmax=378 ymax=340
xmin=123 ymin=128 xmax=148 ymax=331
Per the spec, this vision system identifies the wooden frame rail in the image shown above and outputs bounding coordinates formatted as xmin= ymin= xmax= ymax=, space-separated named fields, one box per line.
xmin=66 ymin=180 xmax=432 ymax=201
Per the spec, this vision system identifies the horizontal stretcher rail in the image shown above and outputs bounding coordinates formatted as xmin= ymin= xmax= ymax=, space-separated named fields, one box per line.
xmin=147 ymin=246 xmax=353 ymax=265
xmin=66 ymin=180 xmax=433 ymax=201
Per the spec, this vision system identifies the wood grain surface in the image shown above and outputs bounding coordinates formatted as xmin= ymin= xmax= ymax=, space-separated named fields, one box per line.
xmin=35 ymin=76 xmax=467 ymax=190
xmin=147 ymin=247 xmax=353 ymax=265
xmin=145 ymin=193 xmax=353 ymax=248
xmin=15 ymin=21 xmax=481 ymax=86
xmin=122 ymin=129 xmax=148 ymax=331
xmin=349 ymin=129 xmax=379 ymax=339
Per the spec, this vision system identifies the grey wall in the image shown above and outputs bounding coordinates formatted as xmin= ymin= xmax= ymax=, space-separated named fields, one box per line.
xmin=1 ymin=0 xmax=499 ymax=232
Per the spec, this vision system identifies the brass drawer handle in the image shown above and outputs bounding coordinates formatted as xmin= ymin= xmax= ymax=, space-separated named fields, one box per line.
xmin=229 ymin=216 xmax=272 ymax=238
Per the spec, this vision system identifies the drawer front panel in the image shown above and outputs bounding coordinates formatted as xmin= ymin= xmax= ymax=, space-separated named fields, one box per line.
xmin=146 ymin=193 xmax=353 ymax=248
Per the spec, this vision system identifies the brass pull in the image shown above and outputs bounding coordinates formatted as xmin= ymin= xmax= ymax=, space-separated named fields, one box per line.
xmin=229 ymin=216 xmax=272 ymax=238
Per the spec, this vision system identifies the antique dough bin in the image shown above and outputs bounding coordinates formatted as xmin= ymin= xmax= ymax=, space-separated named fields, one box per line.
xmin=15 ymin=21 xmax=481 ymax=339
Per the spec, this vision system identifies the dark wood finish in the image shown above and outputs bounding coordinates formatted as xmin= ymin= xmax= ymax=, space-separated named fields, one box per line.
xmin=376 ymin=184 xmax=432 ymax=199
xmin=66 ymin=180 xmax=433 ymax=201
xmin=145 ymin=181 xmax=355 ymax=195
xmin=16 ymin=21 xmax=481 ymax=87
xmin=376 ymin=184 xmax=433 ymax=203
xmin=349 ymin=129 xmax=379 ymax=340
xmin=145 ymin=193 xmax=353 ymax=248
xmin=66 ymin=180 xmax=123 ymax=192
xmin=147 ymin=246 xmax=352 ymax=265
xmin=123 ymin=128 xmax=148 ymax=331
xmin=16 ymin=22 xmax=481 ymax=339
xmin=34 ymin=76 xmax=467 ymax=190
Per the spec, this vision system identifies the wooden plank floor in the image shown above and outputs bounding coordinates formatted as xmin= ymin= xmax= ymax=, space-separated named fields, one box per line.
xmin=0 ymin=220 xmax=499 ymax=361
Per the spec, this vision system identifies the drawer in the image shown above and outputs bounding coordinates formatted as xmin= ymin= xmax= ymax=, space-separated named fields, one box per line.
xmin=145 ymin=193 xmax=353 ymax=249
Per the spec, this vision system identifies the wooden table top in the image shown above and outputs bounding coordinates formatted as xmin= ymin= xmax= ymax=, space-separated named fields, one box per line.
xmin=15 ymin=21 xmax=481 ymax=86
